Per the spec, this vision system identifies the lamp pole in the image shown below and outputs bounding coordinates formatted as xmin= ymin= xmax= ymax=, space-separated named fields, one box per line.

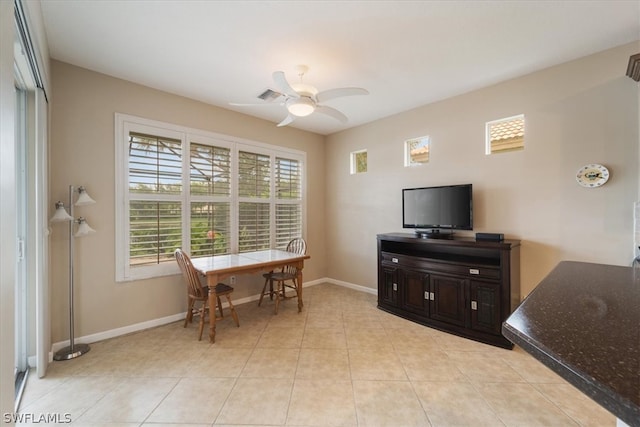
xmin=53 ymin=185 xmax=92 ymax=361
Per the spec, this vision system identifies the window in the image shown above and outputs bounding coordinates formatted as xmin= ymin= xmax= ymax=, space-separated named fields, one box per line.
xmin=238 ymin=150 xmax=271 ymax=252
xmin=275 ymin=157 xmax=302 ymax=248
xmin=350 ymin=149 xmax=367 ymax=174
xmin=404 ymin=136 xmax=430 ymax=166
xmin=128 ymin=132 xmax=182 ymax=267
xmin=115 ymin=114 xmax=305 ymax=281
xmin=189 ymin=143 xmax=231 ymax=257
xmin=486 ymin=114 xmax=525 ymax=154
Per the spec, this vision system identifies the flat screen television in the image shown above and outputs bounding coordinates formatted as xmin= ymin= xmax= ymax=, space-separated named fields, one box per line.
xmin=402 ymin=184 xmax=472 ymax=238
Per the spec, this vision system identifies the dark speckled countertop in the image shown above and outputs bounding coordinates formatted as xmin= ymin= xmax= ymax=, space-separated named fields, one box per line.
xmin=502 ymin=261 xmax=639 ymax=427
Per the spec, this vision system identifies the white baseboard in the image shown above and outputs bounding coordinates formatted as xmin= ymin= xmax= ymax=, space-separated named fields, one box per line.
xmin=51 ymin=279 xmax=377 ymax=352
xmin=322 ymin=278 xmax=378 ymax=295
xmin=51 ymin=312 xmax=185 ymax=353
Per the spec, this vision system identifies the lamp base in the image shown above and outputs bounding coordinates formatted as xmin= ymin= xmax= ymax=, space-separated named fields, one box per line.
xmin=53 ymin=343 xmax=90 ymax=361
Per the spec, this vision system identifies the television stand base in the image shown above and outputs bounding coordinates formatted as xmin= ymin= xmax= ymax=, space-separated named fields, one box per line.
xmin=415 ymin=229 xmax=453 ymax=239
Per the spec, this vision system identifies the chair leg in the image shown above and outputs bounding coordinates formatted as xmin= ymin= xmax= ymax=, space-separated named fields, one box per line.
xmin=258 ymin=276 xmax=270 ymax=306
xmin=225 ymin=294 xmax=240 ymax=327
xmin=197 ymin=301 xmax=207 ymax=341
xmin=184 ymin=297 xmax=195 ymax=327
xmin=274 ymin=280 xmax=283 ymax=314
xmin=217 ymin=295 xmax=224 ymax=319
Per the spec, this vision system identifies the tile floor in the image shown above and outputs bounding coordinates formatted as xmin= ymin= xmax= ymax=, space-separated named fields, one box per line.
xmin=20 ymin=283 xmax=615 ymax=426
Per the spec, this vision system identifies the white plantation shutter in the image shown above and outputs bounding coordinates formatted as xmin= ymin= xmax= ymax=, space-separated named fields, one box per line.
xmin=129 ymin=201 xmax=181 ymax=265
xmin=129 ymin=133 xmax=182 ymax=194
xmin=128 ymin=133 xmax=183 ymax=266
xmin=238 ymin=151 xmax=271 ymax=252
xmin=238 ymin=202 xmax=270 ymax=251
xmin=275 ymin=157 xmax=302 ymax=249
xmin=189 ymin=143 xmax=231 ymax=257
xmin=116 ymin=114 xmax=306 ymax=281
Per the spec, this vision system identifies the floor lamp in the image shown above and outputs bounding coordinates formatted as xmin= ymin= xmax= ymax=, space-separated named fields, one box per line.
xmin=50 ymin=185 xmax=96 ymax=361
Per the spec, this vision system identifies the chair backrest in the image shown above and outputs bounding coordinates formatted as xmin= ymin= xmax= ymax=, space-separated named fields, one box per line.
xmin=175 ymin=249 xmax=207 ymax=299
xmin=283 ymin=238 xmax=307 ymax=275
xmin=286 ymin=237 xmax=307 ymax=255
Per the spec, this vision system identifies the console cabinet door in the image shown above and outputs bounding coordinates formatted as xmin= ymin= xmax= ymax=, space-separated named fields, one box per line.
xmin=470 ymin=280 xmax=501 ymax=334
xmin=399 ymin=268 xmax=430 ymax=316
xmin=429 ymin=274 xmax=467 ymax=327
xmin=379 ymin=263 xmax=398 ymax=306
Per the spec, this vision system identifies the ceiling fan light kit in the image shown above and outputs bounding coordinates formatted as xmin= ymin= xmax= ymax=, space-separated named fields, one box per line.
xmin=230 ymin=65 xmax=368 ymax=127
xmin=287 ymin=97 xmax=315 ymax=117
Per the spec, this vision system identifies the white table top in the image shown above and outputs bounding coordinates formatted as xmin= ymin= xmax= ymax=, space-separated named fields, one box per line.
xmin=190 ymin=249 xmax=307 ymax=274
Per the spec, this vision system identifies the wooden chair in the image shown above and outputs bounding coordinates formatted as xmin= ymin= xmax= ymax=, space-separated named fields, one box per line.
xmin=174 ymin=249 xmax=239 ymax=340
xmin=258 ymin=238 xmax=307 ymax=314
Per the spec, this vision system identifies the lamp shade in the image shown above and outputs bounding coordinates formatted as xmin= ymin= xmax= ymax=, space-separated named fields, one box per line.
xmin=75 ymin=186 xmax=96 ymax=206
xmin=287 ymin=97 xmax=315 ymax=117
xmin=74 ymin=217 xmax=96 ymax=237
xmin=50 ymin=202 xmax=73 ymax=222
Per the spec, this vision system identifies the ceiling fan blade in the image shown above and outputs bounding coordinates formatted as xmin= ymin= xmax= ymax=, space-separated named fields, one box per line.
xmin=316 ymin=87 xmax=369 ymax=103
xmin=229 ymin=101 xmax=283 ymax=107
xmin=277 ymin=114 xmax=296 ymax=127
xmin=273 ymin=71 xmax=299 ymax=98
xmin=315 ymin=105 xmax=348 ymax=123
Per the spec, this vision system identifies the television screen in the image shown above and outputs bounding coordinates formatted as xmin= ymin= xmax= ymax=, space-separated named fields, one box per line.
xmin=402 ymin=184 xmax=472 ymax=230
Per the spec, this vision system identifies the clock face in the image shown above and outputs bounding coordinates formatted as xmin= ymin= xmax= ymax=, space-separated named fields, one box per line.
xmin=576 ymin=164 xmax=609 ymax=188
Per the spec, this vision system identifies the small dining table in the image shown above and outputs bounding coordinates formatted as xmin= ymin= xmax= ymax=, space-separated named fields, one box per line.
xmin=190 ymin=249 xmax=311 ymax=343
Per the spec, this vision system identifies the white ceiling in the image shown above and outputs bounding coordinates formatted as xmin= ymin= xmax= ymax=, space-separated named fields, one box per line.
xmin=40 ymin=1 xmax=639 ymax=135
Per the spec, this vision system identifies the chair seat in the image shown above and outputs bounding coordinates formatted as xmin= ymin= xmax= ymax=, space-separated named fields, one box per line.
xmin=210 ymin=282 xmax=234 ymax=295
xmin=268 ymin=272 xmax=297 ymax=281
xmin=189 ymin=283 xmax=234 ymax=300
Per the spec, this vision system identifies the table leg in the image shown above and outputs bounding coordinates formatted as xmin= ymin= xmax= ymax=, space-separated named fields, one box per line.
xmin=297 ymin=267 xmax=304 ymax=312
xmin=207 ymin=275 xmax=218 ymax=343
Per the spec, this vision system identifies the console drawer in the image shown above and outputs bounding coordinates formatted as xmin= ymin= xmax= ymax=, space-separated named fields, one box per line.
xmin=381 ymin=251 xmax=500 ymax=279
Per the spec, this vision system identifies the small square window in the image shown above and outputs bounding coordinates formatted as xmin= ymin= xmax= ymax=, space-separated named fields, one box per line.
xmin=350 ymin=150 xmax=367 ymax=174
xmin=486 ymin=114 xmax=524 ymax=154
xmin=404 ymin=136 xmax=430 ymax=166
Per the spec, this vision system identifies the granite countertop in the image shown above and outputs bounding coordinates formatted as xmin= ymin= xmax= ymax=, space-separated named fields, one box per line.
xmin=502 ymin=261 xmax=639 ymax=427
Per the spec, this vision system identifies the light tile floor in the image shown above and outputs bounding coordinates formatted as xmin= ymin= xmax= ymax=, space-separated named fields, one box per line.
xmin=20 ymin=283 xmax=615 ymax=426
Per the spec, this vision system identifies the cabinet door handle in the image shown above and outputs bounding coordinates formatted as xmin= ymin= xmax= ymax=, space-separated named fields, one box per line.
xmin=392 ymin=257 xmax=399 ymax=263
xmin=430 ymin=292 xmax=435 ymax=301
xmin=471 ymin=301 xmax=477 ymax=310
xmin=424 ymin=291 xmax=429 ymax=300
xmin=469 ymin=268 xmax=480 ymax=275
xmin=393 ymin=283 xmax=397 ymax=291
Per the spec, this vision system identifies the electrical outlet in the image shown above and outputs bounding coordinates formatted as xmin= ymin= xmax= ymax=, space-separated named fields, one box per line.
xmin=230 ymin=276 xmax=236 ymax=285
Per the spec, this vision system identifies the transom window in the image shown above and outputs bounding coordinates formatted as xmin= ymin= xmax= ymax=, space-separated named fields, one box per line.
xmin=486 ymin=114 xmax=525 ymax=154
xmin=115 ymin=114 xmax=305 ymax=282
xmin=350 ymin=149 xmax=367 ymax=174
xmin=404 ymin=136 xmax=430 ymax=166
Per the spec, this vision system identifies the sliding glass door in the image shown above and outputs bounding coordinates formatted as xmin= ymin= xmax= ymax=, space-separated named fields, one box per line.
xmin=13 ymin=5 xmax=49 ymax=408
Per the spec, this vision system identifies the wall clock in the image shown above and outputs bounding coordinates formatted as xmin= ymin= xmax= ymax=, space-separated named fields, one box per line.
xmin=576 ymin=164 xmax=609 ymax=188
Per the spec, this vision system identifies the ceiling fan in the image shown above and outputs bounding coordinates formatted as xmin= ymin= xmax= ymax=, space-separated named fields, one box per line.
xmin=230 ymin=65 xmax=369 ymax=127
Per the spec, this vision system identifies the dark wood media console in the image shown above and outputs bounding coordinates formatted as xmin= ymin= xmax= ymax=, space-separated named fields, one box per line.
xmin=377 ymin=232 xmax=521 ymax=348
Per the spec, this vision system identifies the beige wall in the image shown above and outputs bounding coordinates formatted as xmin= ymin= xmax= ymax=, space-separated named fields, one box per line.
xmin=325 ymin=42 xmax=640 ymax=298
xmin=49 ymin=61 xmax=326 ymax=342
xmin=50 ymin=41 xmax=639 ymax=343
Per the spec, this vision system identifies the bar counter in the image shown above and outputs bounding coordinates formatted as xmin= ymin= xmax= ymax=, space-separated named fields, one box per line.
xmin=502 ymin=261 xmax=639 ymax=427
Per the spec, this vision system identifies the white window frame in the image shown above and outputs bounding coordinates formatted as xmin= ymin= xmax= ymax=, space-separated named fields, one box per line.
xmin=115 ymin=113 xmax=306 ymax=282
xmin=350 ymin=149 xmax=367 ymax=174
xmin=404 ymin=136 xmax=430 ymax=167
xmin=485 ymin=114 xmax=525 ymax=155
